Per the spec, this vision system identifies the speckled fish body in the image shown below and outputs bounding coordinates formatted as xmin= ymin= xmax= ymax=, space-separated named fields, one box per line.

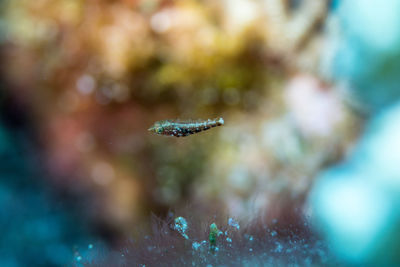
xmin=148 ymin=118 xmax=224 ymax=137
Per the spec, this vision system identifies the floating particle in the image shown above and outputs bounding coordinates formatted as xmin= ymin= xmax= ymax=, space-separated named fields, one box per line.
xmin=88 ymin=244 xmax=93 ymax=249
xmin=274 ymin=242 xmax=283 ymax=253
xmin=244 ymin=234 xmax=253 ymax=241
xmin=192 ymin=242 xmax=202 ymax=250
xmin=174 ymin=217 xmax=189 ymax=239
xmin=271 ymin=231 xmax=277 ymax=237
xmin=226 ymin=237 xmax=232 ymax=243
xmin=148 ymin=118 xmax=224 ymax=137
xmin=228 ymin=218 xmax=240 ymax=230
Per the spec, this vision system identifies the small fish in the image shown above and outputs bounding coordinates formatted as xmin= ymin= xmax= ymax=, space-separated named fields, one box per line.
xmin=148 ymin=118 xmax=224 ymax=137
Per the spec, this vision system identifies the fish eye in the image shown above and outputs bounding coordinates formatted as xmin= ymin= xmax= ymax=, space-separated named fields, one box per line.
xmin=157 ymin=127 xmax=164 ymax=134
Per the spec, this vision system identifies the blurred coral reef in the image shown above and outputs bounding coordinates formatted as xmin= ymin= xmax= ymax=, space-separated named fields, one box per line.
xmin=310 ymin=0 xmax=400 ymax=264
xmin=2 ymin=0 xmax=398 ymax=266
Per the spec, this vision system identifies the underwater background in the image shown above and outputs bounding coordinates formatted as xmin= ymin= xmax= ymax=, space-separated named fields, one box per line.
xmin=1 ymin=0 xmax=399 ymax=266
